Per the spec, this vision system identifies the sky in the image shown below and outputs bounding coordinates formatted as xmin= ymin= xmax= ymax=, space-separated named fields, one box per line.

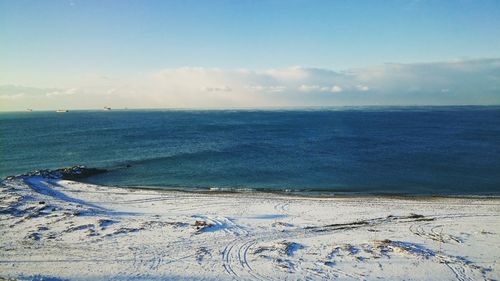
xmin=1 ymin=0 xmax=500 ymax=111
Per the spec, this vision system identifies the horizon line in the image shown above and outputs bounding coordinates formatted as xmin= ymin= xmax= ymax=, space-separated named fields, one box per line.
xmin=2 ymin=104 xmax=500 ymax=113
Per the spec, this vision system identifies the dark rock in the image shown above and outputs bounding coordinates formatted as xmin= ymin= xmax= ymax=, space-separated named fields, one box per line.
xmin=58 ymin=166 xmax=108 ymax=180
xmin=25 ymin=232 xmax=41 ymax=241
xmin=194 ymin=220 xmax=214 ymax=231
xmin=3 ymin=165 xmax=108 ymax=181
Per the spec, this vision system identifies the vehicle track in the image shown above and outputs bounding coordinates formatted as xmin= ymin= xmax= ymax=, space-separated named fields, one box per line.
xmin=218 ymin=213 xmax=493 ymax=280
xmin=409 ymin=223 xmax=463 ymax=243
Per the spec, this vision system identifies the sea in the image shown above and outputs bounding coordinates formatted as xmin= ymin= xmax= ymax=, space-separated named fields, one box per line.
xmin=1 ymin=106 xmax=499 ymax=196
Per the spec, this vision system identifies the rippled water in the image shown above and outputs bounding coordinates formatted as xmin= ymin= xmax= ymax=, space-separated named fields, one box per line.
xmin=1 ymin=107 xmax=499 ymax=195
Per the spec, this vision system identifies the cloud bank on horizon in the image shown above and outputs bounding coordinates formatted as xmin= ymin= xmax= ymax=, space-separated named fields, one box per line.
xmin=1 ymin=58 xmax=499 ymax=111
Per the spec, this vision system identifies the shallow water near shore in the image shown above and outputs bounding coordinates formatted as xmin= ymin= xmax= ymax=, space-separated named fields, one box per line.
xmin=1 ymin=106 xmax=500 ymax=195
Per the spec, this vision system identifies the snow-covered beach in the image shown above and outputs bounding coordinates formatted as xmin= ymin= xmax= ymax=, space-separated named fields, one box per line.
xmin=1 ymin=173 xmax=499 ymax=280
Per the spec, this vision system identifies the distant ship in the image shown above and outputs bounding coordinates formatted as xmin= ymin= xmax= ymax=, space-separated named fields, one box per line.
xmin=26 ymin=108 xmax=33 ymax=112
xmin=56 ymin=109 xmax=69 ymax=113
xmin=104 ymin=107 xmax=112 ymax=111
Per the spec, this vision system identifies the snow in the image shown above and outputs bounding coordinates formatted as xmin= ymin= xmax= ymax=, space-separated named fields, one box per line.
xmin=1 ymin=177 xmax=499 ymax=280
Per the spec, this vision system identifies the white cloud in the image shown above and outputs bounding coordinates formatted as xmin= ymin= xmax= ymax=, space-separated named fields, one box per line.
xmin=105 ymin=88 xmax=117 ymax=95
xmin=298 ymin=84 xmax=320 ymax=92
xmin=46 ymin=88 xmax=78 ymax=97
xmin=299 ymin=84 xmax=343 ymax=93
xmin=247 ymin=85 xmax=286 ymax=93
xmin=356 ymin=85 xmax=369 ymax=91
xmin=266 ymin=86 xmax=286 ymax=93
xmin=1 ymin=58 xmax=499 ymax=111
xmin=202 ymin=86 xmax=232 ymax=92
xmin=0 ymin=93 xmax=25 ymax=100
xmin=325 ymin=85 xmax=343 ymax=93
xmin=264 ymin=67 xmax=309 ymax=81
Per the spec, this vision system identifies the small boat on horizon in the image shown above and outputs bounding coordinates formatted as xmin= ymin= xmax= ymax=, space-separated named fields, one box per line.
xmin=56 ymin=109 xmax=69 ymax=113
xmin=104 ymin=106 xmax=112 ymax=111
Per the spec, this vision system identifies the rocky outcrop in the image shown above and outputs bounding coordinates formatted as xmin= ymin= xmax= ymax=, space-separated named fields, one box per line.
xmin=3 ymin=165 xmax=107 ymax=181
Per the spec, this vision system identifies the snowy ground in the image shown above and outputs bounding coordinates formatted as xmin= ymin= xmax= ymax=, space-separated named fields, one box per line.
xmin=1 ymin=177 xmax=499 ymax=280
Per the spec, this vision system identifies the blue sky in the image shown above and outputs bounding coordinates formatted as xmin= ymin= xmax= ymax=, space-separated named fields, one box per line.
xmin=1 ymin=0 xmax=500 ymax=110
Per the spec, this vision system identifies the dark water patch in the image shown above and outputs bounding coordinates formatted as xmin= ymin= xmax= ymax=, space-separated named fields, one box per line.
xmin=1 ymin=107 xmax=500 ymax=195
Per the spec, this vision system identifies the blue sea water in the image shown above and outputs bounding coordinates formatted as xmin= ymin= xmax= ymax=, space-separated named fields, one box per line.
xmin=1 ymin=107 xmax=499 ymax=195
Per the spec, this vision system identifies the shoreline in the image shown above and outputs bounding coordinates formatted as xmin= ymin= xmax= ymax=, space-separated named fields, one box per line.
xmin=8 ymin=165 xmax=500 ymax=199
xmin=10 ymin=174 xmax=500 ymax=200
xmin=132 ymin=186 xmax=500 ymax=199
xmin=92 ymin=183 xmax=500 ymax=201
xmin=61 ymin=174 xmax=500 ymax=199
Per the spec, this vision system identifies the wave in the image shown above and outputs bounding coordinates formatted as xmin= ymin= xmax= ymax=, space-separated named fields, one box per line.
xmin=5 ymin=164 xmax=500 ymax=198
xmin=107 ymin=143 xmax=279 ymax=169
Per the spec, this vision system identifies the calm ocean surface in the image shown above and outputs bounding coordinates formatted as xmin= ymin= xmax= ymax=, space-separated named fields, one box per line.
xmin=1 ymin=107 xmax=499 ymax=195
